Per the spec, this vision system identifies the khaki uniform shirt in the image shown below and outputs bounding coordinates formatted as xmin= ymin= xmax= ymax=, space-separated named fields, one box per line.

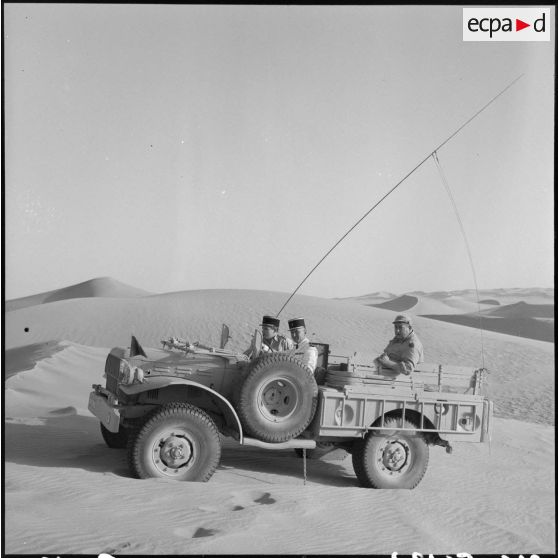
xmin=289 ymin=338 xmax=318 ymax=372
xmin=383 ymin=331 xmax=424 ymax=373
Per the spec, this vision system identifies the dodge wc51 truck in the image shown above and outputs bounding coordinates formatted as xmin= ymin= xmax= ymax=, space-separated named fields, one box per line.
xmin=88 ymin=325 xmax=493 ymax=489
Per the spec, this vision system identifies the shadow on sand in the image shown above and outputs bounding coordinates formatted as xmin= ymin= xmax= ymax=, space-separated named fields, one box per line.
xmin=4 ymin=414 xmax=132 ymax=478
xmin=4 ymin=414 xmax=358 ymax=487
xmin=219 ymin=440 xmax=357 ymax=488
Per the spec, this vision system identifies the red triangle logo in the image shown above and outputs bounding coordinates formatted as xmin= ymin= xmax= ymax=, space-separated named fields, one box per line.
xmin=516 ymin=19 xmax=530 ymax=31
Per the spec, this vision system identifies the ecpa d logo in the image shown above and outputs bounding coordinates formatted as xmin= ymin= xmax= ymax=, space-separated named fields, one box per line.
xmin=463 ymin=8 xmax=551 ymax=41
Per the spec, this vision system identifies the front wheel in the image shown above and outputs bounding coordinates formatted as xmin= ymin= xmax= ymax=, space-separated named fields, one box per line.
xmin=352 ymin=419 xmax=429 ymax=489
xmin=128 ymin=403 xmax=221 ymax=482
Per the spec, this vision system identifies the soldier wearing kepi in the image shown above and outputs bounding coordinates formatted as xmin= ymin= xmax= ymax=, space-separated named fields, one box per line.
xmin=288 ymin=317 xmax=318 ymax=373
xmin=376 ymin=314 xmax=424 ymax=375
xmin=244 ymin=315 xmax=294 ymax=359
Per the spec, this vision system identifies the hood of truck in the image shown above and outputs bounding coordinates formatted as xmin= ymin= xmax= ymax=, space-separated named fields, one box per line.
xmin=104 ymin=345 xmax=238 ymax=395
xmin=114 ymin=346 xmax=234 ymax=370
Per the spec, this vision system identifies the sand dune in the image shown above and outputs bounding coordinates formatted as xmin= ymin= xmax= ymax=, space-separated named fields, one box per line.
xmin=342 ymin=287 xmax=554 ymax=307
xmin=368 ymin=294 xmax=493 ymax=315
xmin=367 ymin=294 xmax=419 ymax=312
xmin=4 ymin=340 xmax=66 ymax=379
xmin=5 ymin=276 xmax=152 ymax=311
xmin=2 ymin=283 xmax=555 ymax=554
xmin=340 ymin=288 xmax=554 ymax=343
xmin=410 ymin=287 xmax=554 ymax=304
xmin=422 ymin=301 xmax=554 ymax=343
xmin=484 ymin=301 xmax=554 ymax=319
xmin=423 ymin=314 xmax=554 ymax=343
xmin=334 ymin=291 xmax=397 ymax=305
xmin=479 ymin=299 xmax=500 ymax=305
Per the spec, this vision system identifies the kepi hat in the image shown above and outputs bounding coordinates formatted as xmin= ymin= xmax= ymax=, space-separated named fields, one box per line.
xmin=261 ymin=315 xmax=280 ymax=328
xmin=288 ymin=317 xmax=306 ymax=330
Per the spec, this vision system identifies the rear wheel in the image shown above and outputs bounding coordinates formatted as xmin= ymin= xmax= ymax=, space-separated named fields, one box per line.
xmin=237 ymin=354 xmax=318 ymax=442
xmin=100 ymin=423 xmax=129 ymax=449
xmin=352 ymin=419 xmax=429 ymax=489
xmin=128 ymin=403 xmax=221 ymax=482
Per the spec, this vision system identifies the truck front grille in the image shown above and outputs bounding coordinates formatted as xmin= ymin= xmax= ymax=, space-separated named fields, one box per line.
xmin=105 ymin=353 xmax=121 ymax=394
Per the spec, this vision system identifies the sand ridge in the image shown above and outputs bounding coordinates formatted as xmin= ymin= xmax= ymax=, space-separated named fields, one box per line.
xmin=5 ymin=276 xmax=153 ymax=311
xmin=345 ymin=288 xmax=554 ymax=343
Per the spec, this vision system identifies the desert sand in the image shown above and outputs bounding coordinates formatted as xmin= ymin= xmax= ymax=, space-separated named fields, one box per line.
xmin=2 ymin=278 xmax=555 ymax=555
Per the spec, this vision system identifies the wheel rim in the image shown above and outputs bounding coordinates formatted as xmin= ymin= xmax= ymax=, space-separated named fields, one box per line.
xmin=256 ymin=376 xmax=299 ymax=422
xmin=151 ymin=428 xmax=196 ymax=476
xmin=376 ymin=437 xmax=411 ymax=476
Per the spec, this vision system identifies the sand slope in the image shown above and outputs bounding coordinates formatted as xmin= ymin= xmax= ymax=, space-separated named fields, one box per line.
xmin=3 ymin=415 xmax=553 ymax=554
xmin=5 ymin=276 xmax=152 ymax=311
xmin=342 ymin=288 xmax=554 ymax=343
xmin=3 ymin=283 xmax=555 ymax=554
xmin=422 ymin=313 xmax=554 ymax=343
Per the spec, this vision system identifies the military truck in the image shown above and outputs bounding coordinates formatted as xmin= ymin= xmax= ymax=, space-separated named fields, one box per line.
xmin=88 ymin=325 xmax=493 ymax=489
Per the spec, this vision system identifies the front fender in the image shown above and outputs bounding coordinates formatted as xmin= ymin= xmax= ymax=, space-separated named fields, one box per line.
xmin=120 ymin=378 xmax=244 ymax=443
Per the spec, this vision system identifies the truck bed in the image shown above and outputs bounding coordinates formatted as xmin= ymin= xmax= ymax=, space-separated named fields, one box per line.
xmin=316 ymin=359 xmax=492 ymax=443
xmin=325 ymin=359 xmax=487 ymax=396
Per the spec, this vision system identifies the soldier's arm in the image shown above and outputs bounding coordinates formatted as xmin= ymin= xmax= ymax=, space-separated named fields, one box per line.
xmin=377 ymin=340 xmax=394 ymax=367
xmin=305 ymin=346 xmax=318 ymax=372
xmin=397 ymin=342 xmax=422 ymax=374
xmin=283 ymin=337 xmax=295 ymax=350
xmin=377 ymin=339 xmax=394 ymax=363
xmin=378 ymin=355 xmax=399 ymax=370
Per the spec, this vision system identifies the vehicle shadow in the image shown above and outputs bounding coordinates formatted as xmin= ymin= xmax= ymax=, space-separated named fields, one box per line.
xmin=5 ymin=414 xmax=358 ymax=487
xmin=219 ymin=441 xmax=358 ymax=488
xmin=4 ymin=414 xmax=132 ymax=479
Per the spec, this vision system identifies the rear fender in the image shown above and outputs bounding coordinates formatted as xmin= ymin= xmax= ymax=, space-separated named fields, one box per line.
xmin=372 ymin=409 xmax=455 ymax=449
xmin=120 ymin=378 xmax=244 ymax=442
xmin=371 ymin=408 xmax=437 ymax=431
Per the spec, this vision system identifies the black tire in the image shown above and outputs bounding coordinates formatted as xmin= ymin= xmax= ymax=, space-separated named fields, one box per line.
xmin=237 ymin=354 xmax=318 ymax=442
xmin=127 ymin=403 xmax=221 ymax=482
xmin=100 ymin=423 xmax=129 ymax=449
xmin=352 ymin=418 xmax=429 ymax=489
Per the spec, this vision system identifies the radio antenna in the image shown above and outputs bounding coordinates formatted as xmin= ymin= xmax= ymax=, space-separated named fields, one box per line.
xmin=276 ymin=74 xmax=524 ymax=317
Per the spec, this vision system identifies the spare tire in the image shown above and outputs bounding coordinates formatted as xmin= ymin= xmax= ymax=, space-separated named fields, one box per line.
xmin=237 ymin=353 xmax=318 ymax=442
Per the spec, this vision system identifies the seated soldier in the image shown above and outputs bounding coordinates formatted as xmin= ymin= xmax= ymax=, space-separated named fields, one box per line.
xmin=375 ymin=314 xmax=424 ymax=375
xmin=287 ymin=317 xmax=318 ymax=373
xmin=244 ymin=315 xmax=293 ymax=359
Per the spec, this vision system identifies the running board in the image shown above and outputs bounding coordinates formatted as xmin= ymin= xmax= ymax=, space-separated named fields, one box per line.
xmin=242 ymin=437 xmax=317 ymax=450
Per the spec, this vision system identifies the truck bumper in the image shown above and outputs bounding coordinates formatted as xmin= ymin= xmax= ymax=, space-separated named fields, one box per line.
xmin=88 ymin=391 xmax=121 ymax=433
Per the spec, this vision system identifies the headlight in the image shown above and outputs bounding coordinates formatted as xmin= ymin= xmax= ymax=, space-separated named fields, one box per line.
xmin=119 ymin=360 xmax=144 ymax=385
xmin=119 ymin=360 xmax=130 ymax=383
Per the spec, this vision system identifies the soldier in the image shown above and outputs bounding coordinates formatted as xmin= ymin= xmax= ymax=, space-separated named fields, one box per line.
xmin=244 ymin=315 xmax=293 ymax=358
xmin=376 ymin=314 xmax=424 ymax=375
xmin=288 ymin=317 xmax=318 ymax=372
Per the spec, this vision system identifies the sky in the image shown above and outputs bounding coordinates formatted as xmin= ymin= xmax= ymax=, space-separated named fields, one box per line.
xmin=2 ymin=4 xmax=555 ymax=300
